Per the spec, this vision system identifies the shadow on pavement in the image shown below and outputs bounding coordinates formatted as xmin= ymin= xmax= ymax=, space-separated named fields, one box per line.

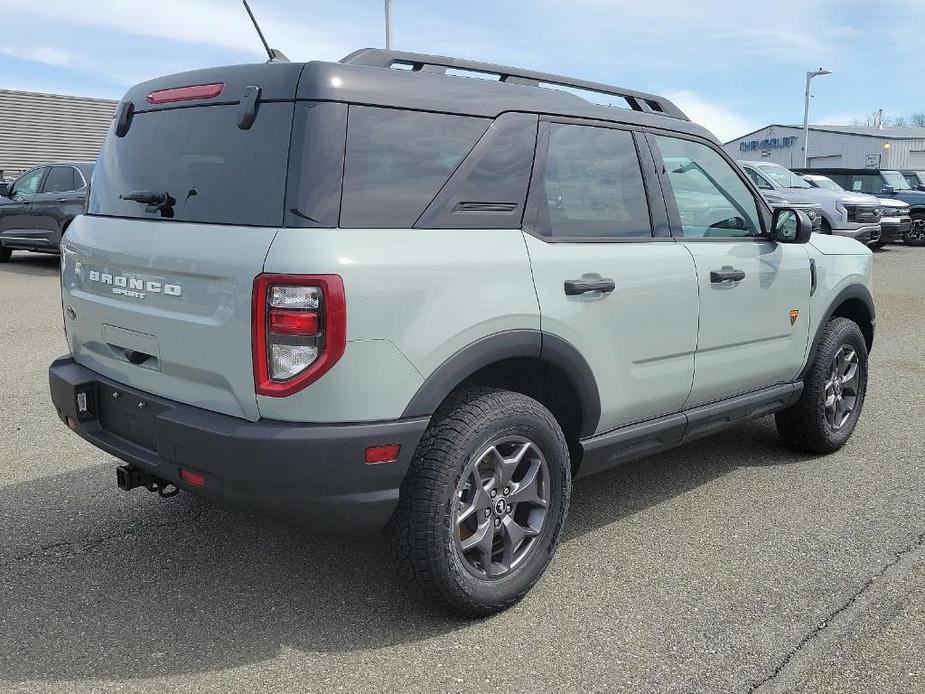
xmin=0 ymin=252 xmax=60 ymax=277
xmin=0 ymin=417 xmax=812 ymax=682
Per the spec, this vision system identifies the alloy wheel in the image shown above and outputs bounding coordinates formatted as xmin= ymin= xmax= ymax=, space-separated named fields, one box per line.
xmin=824 ymin=345 xmax=861 ymax=430
xmin=453 ymin=436 xmax=550 ymax=579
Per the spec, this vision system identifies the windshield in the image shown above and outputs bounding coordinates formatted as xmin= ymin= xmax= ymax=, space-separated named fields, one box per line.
xmin=809 ymin=176 xmax=843 ymax=191
xmin=882 ymin=171 xmax=911 ymax=191
xmin=757 ymin=164 xmax=810 ymax=188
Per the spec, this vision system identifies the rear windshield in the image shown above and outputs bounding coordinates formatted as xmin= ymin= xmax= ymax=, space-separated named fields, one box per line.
xmin=88 ymin=103 xmax=293 ymax=226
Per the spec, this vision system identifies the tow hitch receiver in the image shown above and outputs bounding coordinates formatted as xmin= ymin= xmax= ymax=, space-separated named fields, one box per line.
xmin=116 ymin=465 xmax=179 ymax=498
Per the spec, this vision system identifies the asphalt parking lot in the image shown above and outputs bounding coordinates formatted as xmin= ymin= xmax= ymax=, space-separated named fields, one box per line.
xmin=1 ymin=246 xmax=923 ymax=694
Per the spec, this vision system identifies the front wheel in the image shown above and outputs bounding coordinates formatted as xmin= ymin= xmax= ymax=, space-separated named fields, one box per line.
xmin=906 ymin=214 xmax=925 ymax=246
xmin=387 ymin=387 xmax=571 ymax=616
xmin=0 ymin=246 xmax=11 ymax=262
xmin=776 ymin=317 xmax=868 ymax=454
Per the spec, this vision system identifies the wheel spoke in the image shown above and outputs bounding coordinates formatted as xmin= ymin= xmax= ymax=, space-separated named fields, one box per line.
xmin=500 ymin=516 xmax=538 ymax=569
xmin=841 ymin=362 xmax=859 ymax=393
xmin=460 ymin=521 xmax=497 ymax=575
xmin=840 ymin=349 xmax=856 ymax=377
xmin=498 ymin=442 xmax=532 ymax=487
xmin=508 ymin=459 xmax=545 ymax=508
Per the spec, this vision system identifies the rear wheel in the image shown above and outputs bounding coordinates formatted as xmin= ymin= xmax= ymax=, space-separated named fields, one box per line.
xmin=387 ymin=387 xmax=571 ymax=616
xmin=0 ymin=246 xmax=11 ymax=262
xmin=906 ymin=214 xmax=925 ymax=246
xmin=776 ymin=317 xmax=868 ymax=454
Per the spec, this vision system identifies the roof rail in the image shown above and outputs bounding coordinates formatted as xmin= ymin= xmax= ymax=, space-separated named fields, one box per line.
xmin=340 ymin=48 xmax=688 ymax=121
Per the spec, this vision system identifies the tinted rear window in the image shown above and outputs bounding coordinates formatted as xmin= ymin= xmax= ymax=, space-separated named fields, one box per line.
xmin=43 ymin=166 xmax=79 ymax=193
xmin=340 ymin=107 xmax=489 ymax=228
xmin=89 ymin=103 xmax=293 ymax=227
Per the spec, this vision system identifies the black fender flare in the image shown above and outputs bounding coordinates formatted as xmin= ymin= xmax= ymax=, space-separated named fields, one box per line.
xmin=401 ymin=330 xmax=601 ymax=438
xmin=800 ymin=283 xmax=875 ymax=380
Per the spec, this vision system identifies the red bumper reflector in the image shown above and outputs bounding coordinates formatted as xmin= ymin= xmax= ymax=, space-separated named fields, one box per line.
xmin=180 ymin=469 xmax=206 ymax=487
xmin=147 ymin=83 xmax=224 ymax=104
xmin=365 ymin=444 xmax=401 ymax=465
xmin=269 ymin=309 xmax=320 ymax=336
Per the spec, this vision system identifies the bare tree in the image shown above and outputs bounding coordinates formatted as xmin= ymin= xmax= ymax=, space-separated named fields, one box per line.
xmin=910 ymin=112 xmax=925 ymax=127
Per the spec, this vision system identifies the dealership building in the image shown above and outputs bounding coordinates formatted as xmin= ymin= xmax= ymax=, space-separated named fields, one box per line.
xmin=724 ymin=124 xmax=925 ymax=170
xmin=0 ymin=89 xmax=116 ymax=180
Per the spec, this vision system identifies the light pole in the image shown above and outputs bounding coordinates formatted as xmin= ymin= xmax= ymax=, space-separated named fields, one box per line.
xmin=803 ymin=67 xmax=832 ymax=167
xmin=385 ymin=0 xmax=393 ymax=50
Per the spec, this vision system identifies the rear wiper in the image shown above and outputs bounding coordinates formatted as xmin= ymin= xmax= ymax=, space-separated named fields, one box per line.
xmin=120 ymin=190 xmax=176 ymax=218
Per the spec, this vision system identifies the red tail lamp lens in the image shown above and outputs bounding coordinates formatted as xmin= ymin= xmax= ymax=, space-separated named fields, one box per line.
xmin=147 ymin=83 xmax=224 ymax=104
xmin=365 ymin=444 xmax=401 ymax=464
xmin=180 ymin=469 xmax=205 ymax=487
xmin=269 ymin=309 xmax=319 ymax=336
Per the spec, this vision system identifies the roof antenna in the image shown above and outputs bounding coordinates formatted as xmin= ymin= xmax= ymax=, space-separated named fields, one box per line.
xmin=242 ymin=0 xmax=289 ymax=63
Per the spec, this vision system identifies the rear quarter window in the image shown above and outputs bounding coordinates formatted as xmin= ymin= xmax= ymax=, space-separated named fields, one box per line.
xmin=340 ymin=107 xmax=489 ymax=228
xmin=89 ymin=102 xmax=293 ymax=227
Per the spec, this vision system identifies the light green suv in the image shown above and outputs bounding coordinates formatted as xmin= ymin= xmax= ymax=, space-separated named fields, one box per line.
xmin=49 ymin=49 xmax=875 ymax=616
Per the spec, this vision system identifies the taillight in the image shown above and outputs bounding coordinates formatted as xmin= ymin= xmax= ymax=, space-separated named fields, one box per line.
xmin=252 ymin=274 xmax=346 ymax=397
xmin=146 ymin=83 xmax=224 ymax=104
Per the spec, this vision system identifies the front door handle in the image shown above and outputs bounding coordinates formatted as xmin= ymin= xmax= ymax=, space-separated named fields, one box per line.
xmin=564 ymin=278 xmax=616 ymax=296
xmin=710 ymin=268 xmax=746 ymax=283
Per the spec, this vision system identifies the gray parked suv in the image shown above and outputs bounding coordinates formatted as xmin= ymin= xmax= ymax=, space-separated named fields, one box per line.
xmin=48 ymin=49 xmax=875 ymax=615
xmin=739 ymin=161 xmax=882 ymax=243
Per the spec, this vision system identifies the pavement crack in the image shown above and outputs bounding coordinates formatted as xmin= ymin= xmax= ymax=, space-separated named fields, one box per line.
xmin=747 ymin=529 xmax=925 ymax=693
xmin=3 ymin=501 xmax=206 ymax=567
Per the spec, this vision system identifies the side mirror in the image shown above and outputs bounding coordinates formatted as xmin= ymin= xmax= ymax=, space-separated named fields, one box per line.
xmin=770 ymin=207 xmax=813 ymax=244
xmin=0 ymin=182 xmax=8 ymax=198
xmin=882 ymin=185 xmax=895 ymax=195
xmin=917 ymin=184 xmax=925 ymax=192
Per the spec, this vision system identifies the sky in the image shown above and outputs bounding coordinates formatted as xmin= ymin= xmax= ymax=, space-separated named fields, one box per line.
xmin=0 ymin=0 xmax=923 ymax=143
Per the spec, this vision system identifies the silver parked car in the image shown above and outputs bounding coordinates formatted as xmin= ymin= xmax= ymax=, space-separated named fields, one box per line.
xmin=739 ymin=161 xmax=881 ymax=243
xmin=801 ymin=173 xmax=910 ymax=247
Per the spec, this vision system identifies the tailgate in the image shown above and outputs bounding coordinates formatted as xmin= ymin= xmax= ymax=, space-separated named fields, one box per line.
xmin=61 ymin=215 xmax=276 ymax=420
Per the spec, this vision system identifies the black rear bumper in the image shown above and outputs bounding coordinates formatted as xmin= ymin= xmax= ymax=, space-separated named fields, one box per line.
xmin=49 ymin=357 xmax=428 ymax=533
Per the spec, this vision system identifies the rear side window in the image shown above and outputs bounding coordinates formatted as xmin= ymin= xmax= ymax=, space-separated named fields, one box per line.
xmin=43 ymin=166 xmax=79 ymax=193
xmin=847 ymin=174 xmax=882 ymax=194
xmin=340 ymin=107 xmax=489 ymax=228
xmin=528 ymin=123 xmax=651 ymax=239
xmin=89 ymin=103 xmax=294 ymax=227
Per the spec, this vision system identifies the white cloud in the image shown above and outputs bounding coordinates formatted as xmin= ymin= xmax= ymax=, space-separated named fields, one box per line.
xmin=664 ymin=90 xmax=759 ymax=143
xmin=0 ymin=45 xmax=78 ymax=68
xmin=543 ymin=0 xmax=853 ymax=58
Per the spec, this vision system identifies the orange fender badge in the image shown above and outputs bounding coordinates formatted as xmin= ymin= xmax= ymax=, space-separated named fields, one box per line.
xmin=789 ymin=309 xmax=800 ymax=326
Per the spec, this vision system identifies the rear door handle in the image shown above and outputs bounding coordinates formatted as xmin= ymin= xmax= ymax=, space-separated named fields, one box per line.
xmin=564 ymin=278 xmax=616 ymax=296
xmin=710 ymin=268 xmax=746 ymax=283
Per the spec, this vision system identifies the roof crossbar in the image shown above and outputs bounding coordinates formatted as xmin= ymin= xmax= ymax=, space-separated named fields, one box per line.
xmin=340 ymin=48 xmax=688 ymax=121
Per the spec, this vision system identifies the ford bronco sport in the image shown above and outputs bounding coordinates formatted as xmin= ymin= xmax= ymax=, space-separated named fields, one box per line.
xmin=49 ymin=49 xmax=875 ymax=616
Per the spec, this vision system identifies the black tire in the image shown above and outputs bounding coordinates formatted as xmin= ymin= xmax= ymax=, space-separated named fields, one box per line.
xmin=870 ymin=241 xmax=887 ymax=250
xmin=776 ymin=317 xmax=868 ymax=454
xmin=386 ymin=387 xmax=571 ymax=616
xmin=820 ymin=218 xmax=832 ymax=235
xmin=906 ymin=214 xmax=925 ymax=246
xmin=0 ymin=246 xmax=10 ymax=262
